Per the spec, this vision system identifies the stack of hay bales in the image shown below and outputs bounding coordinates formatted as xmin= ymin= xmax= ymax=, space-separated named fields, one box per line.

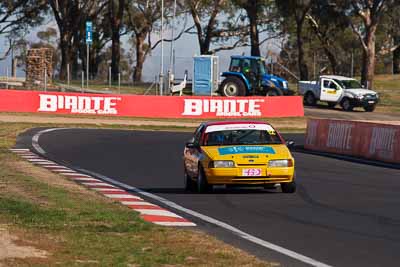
xmin=26 ymin=48 xmax=53 ymax=86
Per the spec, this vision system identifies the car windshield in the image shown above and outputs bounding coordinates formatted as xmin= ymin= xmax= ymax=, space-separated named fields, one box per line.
xmin=335 ymin=79 xmax=362 ymax=89
xmin=203 ymin=129 xmax=282 ymax=146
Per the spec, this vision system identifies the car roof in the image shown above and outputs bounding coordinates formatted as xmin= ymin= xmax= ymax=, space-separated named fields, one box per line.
xmin=203 ymin=121 xmax=271 ymax=127
xmin=320 ymin=75 xmax=357 ymax=81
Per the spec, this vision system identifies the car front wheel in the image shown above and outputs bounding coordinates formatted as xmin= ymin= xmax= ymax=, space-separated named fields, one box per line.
xmin=341 ymin=98 xmax=354 ymax=111
xmin=197 ymin=166 xmax=211 ymax=193
xmin=184 ymin=169 xmax=195 ymax=192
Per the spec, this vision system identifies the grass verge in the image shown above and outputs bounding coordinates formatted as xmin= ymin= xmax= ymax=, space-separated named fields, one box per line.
xmin=0 ymin=122 xmax=277 ymax=266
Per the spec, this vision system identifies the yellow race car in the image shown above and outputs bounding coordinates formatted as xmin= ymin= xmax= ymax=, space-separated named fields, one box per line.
xmin=183 ymin=121 xmax=296 ymax=193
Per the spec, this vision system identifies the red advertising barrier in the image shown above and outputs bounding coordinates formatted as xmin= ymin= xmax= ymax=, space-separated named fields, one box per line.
xmin=0 ymin=90 xmax=304 ymax=118
xmin=305 ymin=118 xmax=400 ymax=164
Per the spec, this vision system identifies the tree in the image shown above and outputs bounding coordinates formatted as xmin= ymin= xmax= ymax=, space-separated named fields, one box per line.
xmin=48 ymin=0 xmax=107 ymax=80
xmin=340 ymin=0 xmax=396 ymax=88
xmin=234 ymin=0 xmax=280 ymax=57
xmin=306 ymin=0 xmax=349 ymax=74
xmin=276 ymin=0 xmax=313 ymax=80
xmin=0 ymin=0 xmax=46 ymax=57
xmin=126 ymin=0 xmax=164 ymax=82
xmin=108 ymin=0 xmax=126 ymax=81
xmin=379 ymin=4 xmax=400 ymax=73
xmin=186 ymin=0 xmax=249 ymax=55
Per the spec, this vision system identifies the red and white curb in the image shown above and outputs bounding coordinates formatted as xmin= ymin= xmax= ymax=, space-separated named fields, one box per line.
xmin=10 ymin=148 xmax=196 ymax=227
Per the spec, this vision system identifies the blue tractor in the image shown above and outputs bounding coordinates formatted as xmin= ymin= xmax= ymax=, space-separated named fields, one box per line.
xmin=219 ymin=56 xmax=294 ymax=97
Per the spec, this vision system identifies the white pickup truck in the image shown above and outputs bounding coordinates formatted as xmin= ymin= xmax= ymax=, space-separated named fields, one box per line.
xmin=299 ymin=75 xmax=379 ymax=112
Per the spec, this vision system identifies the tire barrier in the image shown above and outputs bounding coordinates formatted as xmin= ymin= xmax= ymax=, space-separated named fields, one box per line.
xmin=0 ymin=89 xmax=304 ymax=118
xmin=305 ymin=118 xmax=400 ymax=164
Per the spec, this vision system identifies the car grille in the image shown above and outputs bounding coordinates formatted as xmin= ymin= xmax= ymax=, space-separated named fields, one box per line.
xmin=237 ymin=164 xmax=266 ymax=166
xmin=364 ymin=94 xmax=377 ymax=100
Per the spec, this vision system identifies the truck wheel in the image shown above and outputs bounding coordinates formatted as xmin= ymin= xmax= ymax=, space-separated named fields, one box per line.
xmin=220 ymin=76 xmax=246 ymax=97
xmin=266 ymin=88 xmax=283 ymax=96
xmin=304 ymin=92 xmax=316 ymax=106
xmin=364 ymin=105 xmax=376 ymax=112
xmin=341 ymin=98 xmax=354 ymax=111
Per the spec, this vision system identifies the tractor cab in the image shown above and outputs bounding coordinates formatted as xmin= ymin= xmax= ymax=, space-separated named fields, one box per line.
xmin=219 ymin=55 xmax=292 ymax=97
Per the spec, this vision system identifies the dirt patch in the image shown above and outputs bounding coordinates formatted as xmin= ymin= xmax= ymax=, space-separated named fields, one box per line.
xmin=0 ymin=225 xmax=48 ymax=264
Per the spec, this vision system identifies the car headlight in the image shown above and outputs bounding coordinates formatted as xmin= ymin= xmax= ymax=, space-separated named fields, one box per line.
xmin=356 ymin=94 xmax=364 ymax=99
xmin=268 ymin=159 xmax=293 ymax=167
xmin=209 ymin=160 xmax=235 ymax=168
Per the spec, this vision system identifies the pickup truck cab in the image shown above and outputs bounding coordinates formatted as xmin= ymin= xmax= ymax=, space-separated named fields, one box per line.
xmin=299 ymin=75 xmax=379 ymax=112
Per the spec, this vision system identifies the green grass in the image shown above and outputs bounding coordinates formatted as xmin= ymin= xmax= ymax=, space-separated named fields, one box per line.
xmin=373 ymin=75 xmax=400 ymax=112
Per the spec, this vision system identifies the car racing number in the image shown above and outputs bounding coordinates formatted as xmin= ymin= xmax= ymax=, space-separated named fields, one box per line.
xmin=242 ymin=168 xmax=262 ymax=177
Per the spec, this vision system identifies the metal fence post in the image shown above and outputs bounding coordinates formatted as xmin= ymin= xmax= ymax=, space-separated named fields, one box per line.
xmin=6 ymin=67 xmax=9 ymax=90
xmin=118 ymin=73 xmax=121 ymax=94
xmin=67 ymin=63 xmax=70 ymax=87
xmin=81 ymin=71 xmax=84 ymax=93
xmin=109 ymin=66 xmax=112 ymax=89
xmin=44 ymin=67 xmax=47 ymax=91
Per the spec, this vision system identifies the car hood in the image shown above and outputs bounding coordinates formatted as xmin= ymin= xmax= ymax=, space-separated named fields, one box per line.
xmin=344 ymin=88 xmax=377 ymax=96
xmin=201 ymin=144 xmax=291 ymax=164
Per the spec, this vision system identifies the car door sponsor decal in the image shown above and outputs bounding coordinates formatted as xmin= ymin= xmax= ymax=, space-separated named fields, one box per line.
xmin=218 ymin=146 xmax=276 ymax=155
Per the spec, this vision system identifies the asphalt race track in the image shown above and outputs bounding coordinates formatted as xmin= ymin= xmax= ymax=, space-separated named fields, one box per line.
xmin=17 ymin=128 xmax=400 ymax=267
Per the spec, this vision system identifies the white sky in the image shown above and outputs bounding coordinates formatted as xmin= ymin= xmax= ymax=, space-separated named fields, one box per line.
xmin=0 ymin=17 xmax=280 ymax=82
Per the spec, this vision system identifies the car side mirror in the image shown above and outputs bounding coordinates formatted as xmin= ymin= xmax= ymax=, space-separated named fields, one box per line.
xmin=186 ymin=142 xmax=199 ymax=149
xmin=286 ymin=140 xmax=295 ymax=149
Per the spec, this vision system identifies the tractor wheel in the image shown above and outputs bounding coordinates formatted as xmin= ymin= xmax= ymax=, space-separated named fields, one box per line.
xmin=220 ymin=76 xmax=246 ymax=97
xmin=266 ymin=88 xmax=283 ymax=96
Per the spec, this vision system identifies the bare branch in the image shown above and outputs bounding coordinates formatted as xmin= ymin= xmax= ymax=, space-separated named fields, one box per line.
xmin=151 ymin=25 xmax=195 ymax=50
xmin=349 ymin=20 xmax=368 ymax=52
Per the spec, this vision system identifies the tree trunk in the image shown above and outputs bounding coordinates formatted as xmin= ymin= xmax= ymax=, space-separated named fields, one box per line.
xmin=393 ymin=35 xmax=400 ymax=74
xmin=59 ymin=33 xmax=73 ymax=81
xmin=296 ymin=24 xmax=308 ymax=80
xmin=361 ymin=26 xmax=377 ymax=89
xmin=324 ymin=47 xmax=337 ymax=74
xmin=111 ymin=29 xmax=121 ymax=81
xmin=109 ymin=0 xmax=125 ymax=81
xmin=134 ymin=33 xmax=146 ymax=82
xmin=245 ymin=2 xmax=261 ymax=57
xmin=200 ymin=37 xmax=212 ymax=55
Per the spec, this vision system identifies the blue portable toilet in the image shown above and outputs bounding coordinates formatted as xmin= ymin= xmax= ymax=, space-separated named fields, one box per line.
xmin=193 ymin=55 xmax=219 ymax=96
